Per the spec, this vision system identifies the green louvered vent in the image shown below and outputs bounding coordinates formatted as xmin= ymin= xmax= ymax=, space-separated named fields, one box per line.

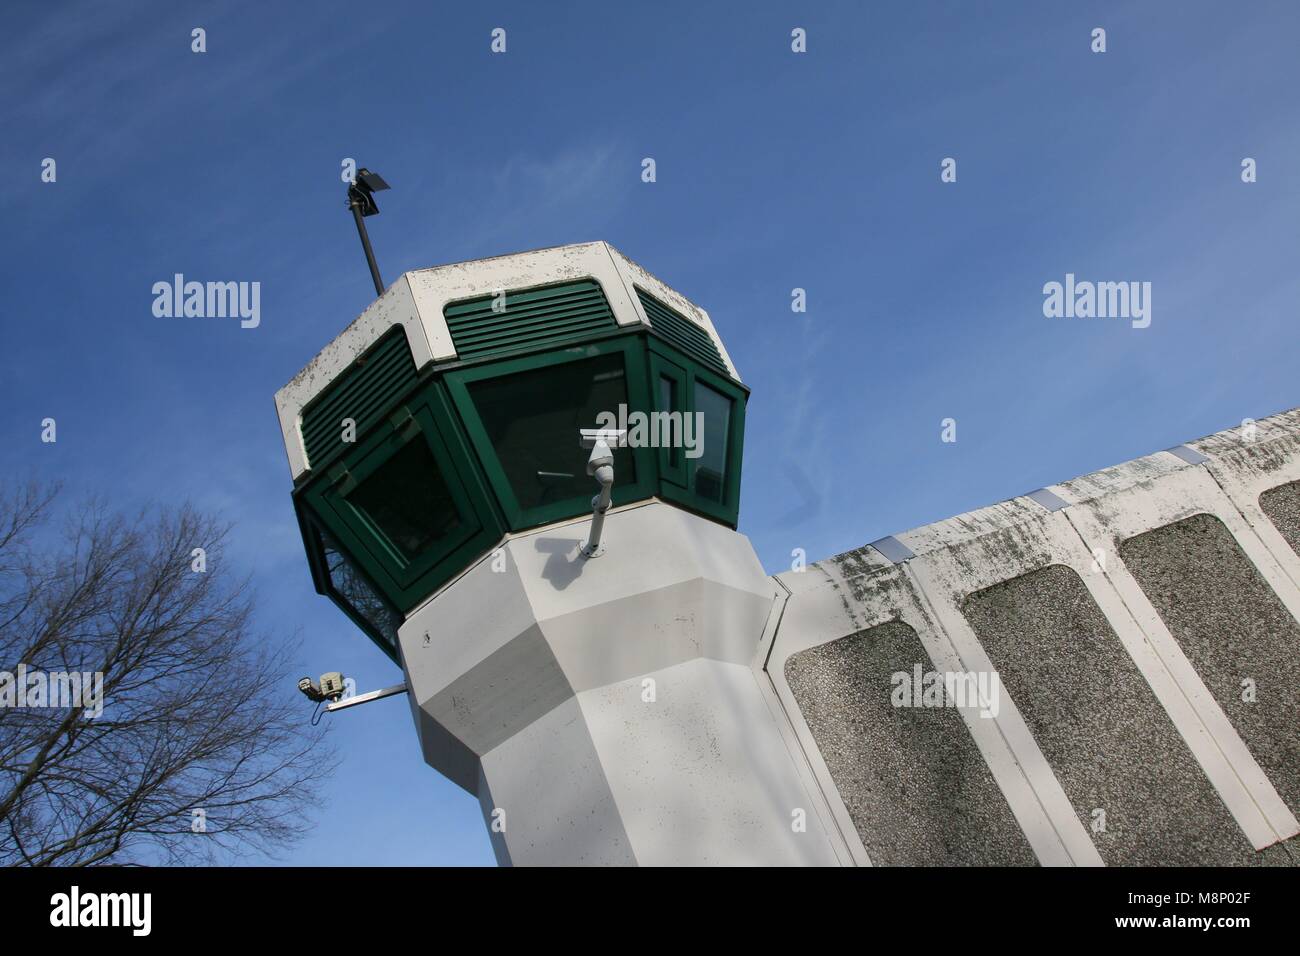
xmin=444 ymin=280 xmax=618 ymax=360
xmin=637 ymin=289 xmax=729 ymax=376
xmin=301 ymin=328 xmax=417 ymax=469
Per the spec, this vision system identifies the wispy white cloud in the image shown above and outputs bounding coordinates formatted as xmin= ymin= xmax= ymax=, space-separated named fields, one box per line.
xmin=438 ymin=141 xmax=628 ymax=254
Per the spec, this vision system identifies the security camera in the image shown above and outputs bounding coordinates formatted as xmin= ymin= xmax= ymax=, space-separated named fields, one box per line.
xmin=319 ymin=672 xmax=346 ymax=702
xmin=580 ymin=428 xmax=624 ymax=476
xmin=585 ymin=439 xmax=614 ymax=475
xmin=578 ymin=428 xmax=624 ymax=558
xmin=579 ymin=428 xmax=626 ymax=449
xmin=298 ymin=672 xmax=347 ymax=703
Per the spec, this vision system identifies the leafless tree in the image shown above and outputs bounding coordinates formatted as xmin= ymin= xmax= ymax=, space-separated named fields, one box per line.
xmin=0 ymin=480 xmax=332 ymax=865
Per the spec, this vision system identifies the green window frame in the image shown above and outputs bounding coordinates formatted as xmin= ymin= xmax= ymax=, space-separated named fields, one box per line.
xmin=444 ymin=337 xmax=657 ymax=531
xmin=293 ymin=324 xmax=750 ymax=662
xmin=323 ymin=529 xmax=403 ymax=659
xmin=648 ymin=338 xmax=746 ymax=525
xmin=649 ymin=351 xmax=689 ymax=488
xmin=295 ymin=502 xmax=404 ymax=662
xmin=303 ymin=383 xmax=504 ymax=610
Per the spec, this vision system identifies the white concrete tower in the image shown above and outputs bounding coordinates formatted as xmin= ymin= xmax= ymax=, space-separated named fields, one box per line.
xmin=275 ymin=243 xmax=851 ymax=865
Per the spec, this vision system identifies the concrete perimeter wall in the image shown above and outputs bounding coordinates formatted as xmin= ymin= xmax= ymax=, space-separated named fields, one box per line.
xmin=767 ymin=407 xmax=1300 ymax=866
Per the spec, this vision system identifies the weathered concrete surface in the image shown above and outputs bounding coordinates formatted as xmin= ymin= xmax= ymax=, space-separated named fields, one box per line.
xmin=1121 ymin=514 xmax=1300 ymax=816
xmin=772 ymin=406 xmax=1300 ymax=865
xmin=784 ymin=620 xmax=1036 ymax=866
xmin=399 ymin=501 xmax=844 ymax=866
xmin=274 ymin=242 xmax=740 ymax=482
xmin=1261 ymin=480 xmax=1300 ymax=557
xmin=964 ymin=565 xmax=1259 ymax=866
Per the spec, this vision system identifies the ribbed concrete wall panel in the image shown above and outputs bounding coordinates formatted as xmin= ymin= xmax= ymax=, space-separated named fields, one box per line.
xmin=1193 ymin=409 xmax=1300 ymax=596
xmin=1121 ymin=514 xmax=1300 ymax=816
xmin=769 ymin=406 xmax=1300 ymax=865
xmin=1260 ymin=480 xmax=1300 ymax=558
xmin=769 ymin=544 xmax=1087 ymax=866
xmin=784 ymin=620 xmax=1036 ymax=865
xmin=963 ymin=565 xmax=1260 ymax=866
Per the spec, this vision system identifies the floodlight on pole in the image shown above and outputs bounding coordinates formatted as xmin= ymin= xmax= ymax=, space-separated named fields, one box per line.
xmin=346 ymin=167 xmax=390 ymax=296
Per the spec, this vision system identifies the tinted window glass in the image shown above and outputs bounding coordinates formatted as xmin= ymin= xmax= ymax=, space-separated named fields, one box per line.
xmin=467 ymin=353 xmax=635 ymax=511
xmin=322 ymin=535 xmax=402 ymax=648
xmin=694 ymin=382 xmax=731 ymax=503
xmin=347 ymin=438 xmax=462 ymax=562
xmin=659 ymin=374 xmax=680 ymax=469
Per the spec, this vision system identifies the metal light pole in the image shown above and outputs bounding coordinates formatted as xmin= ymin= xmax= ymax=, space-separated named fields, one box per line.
xmin=346 ymin=168 xmax=390 ymax=296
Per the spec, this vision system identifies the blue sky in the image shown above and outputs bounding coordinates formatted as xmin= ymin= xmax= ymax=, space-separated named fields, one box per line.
xmin=2 ymin=1 xmax=1296 ymax=865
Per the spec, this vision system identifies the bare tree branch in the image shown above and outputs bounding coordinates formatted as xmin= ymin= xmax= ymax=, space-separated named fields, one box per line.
xmin=0 ymin=482 xmax=333 ymax=865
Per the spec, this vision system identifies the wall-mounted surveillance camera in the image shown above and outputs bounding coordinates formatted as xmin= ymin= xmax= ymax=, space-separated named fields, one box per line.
xmin=298 ymin=672 xmax=347 ymax=703
xmin=578 ymin=428 xmax=625 ymax=558
xmin=319 ymin=672 xmax=346 ymax=701
xmin=579 ymin=428 xmax=627 ymax=449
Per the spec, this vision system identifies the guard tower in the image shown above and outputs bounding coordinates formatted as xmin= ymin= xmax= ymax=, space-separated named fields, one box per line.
xmin=276 ymin=242 xmax=848 ymax=865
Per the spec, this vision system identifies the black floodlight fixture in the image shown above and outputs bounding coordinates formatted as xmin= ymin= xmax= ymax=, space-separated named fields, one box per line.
xmin=351 ymin=167 xmax=390 ymax=216
xmin=346 ymin=166 xmax=391 ymax=295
